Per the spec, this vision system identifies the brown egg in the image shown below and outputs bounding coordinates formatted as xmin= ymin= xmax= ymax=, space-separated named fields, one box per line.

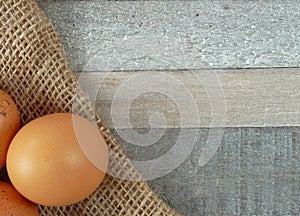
xmin=7 ymin=113 xmax=109 ymax=206
xmin=0 ymin=90 xmax=20 ymax=169
xmin=0 ymin=181 xmax=39 ymax=215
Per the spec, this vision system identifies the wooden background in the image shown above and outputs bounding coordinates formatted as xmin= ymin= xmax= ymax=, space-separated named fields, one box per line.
xmin=37 ymin=1 xmax=300 ymax=215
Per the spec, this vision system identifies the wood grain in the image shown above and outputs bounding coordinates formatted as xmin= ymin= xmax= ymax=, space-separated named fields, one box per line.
xmin=76 ymin=68 xmax=300 ymax=129
xmin=145 ymin=127 xmax=300 ymax=216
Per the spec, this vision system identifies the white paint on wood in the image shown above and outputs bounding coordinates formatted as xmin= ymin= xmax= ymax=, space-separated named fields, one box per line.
xmin=37 ymin=1 xmax=300 ymax=71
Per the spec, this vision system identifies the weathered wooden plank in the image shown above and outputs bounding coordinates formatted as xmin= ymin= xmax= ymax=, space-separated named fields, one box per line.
xmin=37 ymin=1 xmax=300 ymax=71
xmin=76 ymin=68 xmax=300 ymax=128
xmin=142 ymin=127 xmax=300 ymax=216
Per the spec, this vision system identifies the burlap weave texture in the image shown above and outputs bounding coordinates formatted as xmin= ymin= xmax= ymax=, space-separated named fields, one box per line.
xmin=0 ymin=1 xmax=179 ymax=215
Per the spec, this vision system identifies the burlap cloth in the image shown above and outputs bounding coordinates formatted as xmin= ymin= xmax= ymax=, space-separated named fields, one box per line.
xmin=0 ymin=0 xmax=180 ymax=215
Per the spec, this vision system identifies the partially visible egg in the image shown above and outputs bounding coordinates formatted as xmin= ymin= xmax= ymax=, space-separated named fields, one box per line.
xmin=0 ymin=90 xmax=20 ymax=169
xmin=0 ymin=181 xmax=39 ymax=215
xmin=7 ymin=113 xmax=109 ymax=206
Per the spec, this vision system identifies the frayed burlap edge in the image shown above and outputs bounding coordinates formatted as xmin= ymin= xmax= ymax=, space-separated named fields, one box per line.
xmin=0 ymin=0 xmax=180 ymax=215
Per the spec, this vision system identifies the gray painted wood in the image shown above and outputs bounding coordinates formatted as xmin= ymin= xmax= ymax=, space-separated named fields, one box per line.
xmin=130 ymin=127 xmax=300 ymax=216
xmin=37 ymin=0 xmax=300 ymax=71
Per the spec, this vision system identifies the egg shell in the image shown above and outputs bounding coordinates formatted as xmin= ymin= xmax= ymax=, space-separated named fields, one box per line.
xmin=0 ymin=90 xmax=20 ymax=169
xmin=7 ymin=113 xmax=109 ymax=206
xmin=0 ymin=181 xmax=39 ymax=216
